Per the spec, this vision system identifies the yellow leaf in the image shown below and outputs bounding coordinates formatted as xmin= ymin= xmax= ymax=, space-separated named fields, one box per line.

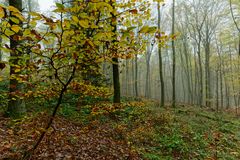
xmin=15 ymin=68 xmax=21 ymax=73
xmin=11 ymin=25 xmax=21 ymax=33
xmin=0 ymin=7 xmax=5 ymax=18
xmin=72 ymin=16 xmax=78 ymax=22
xmin=23 ymin=29 xmax=31 ymax=36
xmin=79 ymin=19 xmax=89 ymax=28
xmin=12 ymin=12 xmax=25 ymax=22
xmin=7 ymin=6 xmax=20 ymax=13
xmin=5 ymin=29 xmax=15 ymax=36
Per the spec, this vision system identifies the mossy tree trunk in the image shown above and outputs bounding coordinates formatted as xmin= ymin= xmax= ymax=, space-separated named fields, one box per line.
xmin=7 ymin=0 xmax=26 ymax=118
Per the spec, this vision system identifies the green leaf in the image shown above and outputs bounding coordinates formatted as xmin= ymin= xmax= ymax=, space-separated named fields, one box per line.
xmin=5 ymin=29 xmax=15 ymax=36
xmin=139 ymin=26 xmax=149 ymax=33
xmin=10 ymin=17 xmax=20 ymax=24
xmin=139 ymin=26 xmax=157 ymax=34
xmin=56 ymin=3 xmax=64 ymax=9
xmin=79 ymin=19 xmax=89 ymax=28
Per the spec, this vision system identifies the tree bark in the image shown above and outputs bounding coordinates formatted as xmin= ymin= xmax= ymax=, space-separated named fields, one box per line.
xmin=157 ymin=2 xmax=165 ymax=107
xmin=134 ymin=54 xmax=138 ymax=97
xmin=7 ymin=0 xmax=26 ymax=118
xmin=171 ymin=0 xmax=176 ymax=107
xmin=125 ymin=60 xmax=129 ymax=95
xmin=131 ymin=58 xmax=135 ymax=96
xmin=110 ymin=0 xmax=120 ymax=103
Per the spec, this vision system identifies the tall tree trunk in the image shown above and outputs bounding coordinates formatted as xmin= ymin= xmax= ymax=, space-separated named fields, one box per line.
xmin=171 ymin=0 xmax=176 ymax=107
xmin=204 ymin=22 xmax=212 ymax=108
xmin=131 ymin=58 xmax=135 ymax=96
xmin=110 ymin=0 xmax=120 ymax=103
xmin=145 ymin=58 xmax=150 ymax=98
xmin=193 ymin=47 xmax=198 ymax=104
xmin=134 ymin=54 xmax=138 ymax=97
xmin=222 ymin=59 xmax=230 ymax=109
xmin=216 ymin=68 xmax=219 ymax=112
xmin=182 ymin=39 xmax=193 ymax=104
xmin=197 ymin=38 xmax=203 ymax=106
xmin=216 ymin=39 xmax=224 ymax=109
xmin=157 ymin=2 xmax=165 ymax=107
xmin=220 ymin=64 xmax=223 ymax=109
xmin=205 ymin=38 xmax=211 ymax=107
xmin=145 ymin=41 xmax=153 ymax=98
xmin=125 ymin=60 xmax=129 ymax=95
xmin=229 ymin=49 xmax=238 ymax=107
xmin=7 ymin=0 xmax=26 ymax=118
xmin=145 ymin=49 xmax=149 ymax=98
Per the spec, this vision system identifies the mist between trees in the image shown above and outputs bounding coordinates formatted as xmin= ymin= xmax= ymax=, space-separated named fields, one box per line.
xmin=119 ymin=0 xmax=240 ymax=111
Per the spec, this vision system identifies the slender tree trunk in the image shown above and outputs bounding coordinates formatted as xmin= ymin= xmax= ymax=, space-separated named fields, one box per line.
xmin=145 ymin=51 xmax=150 ymax=98
xmin=197 ymin=41 xmax=203 ymax=106
xmin=157 ymin=2 xmax=165 ymax=107
xmin=220 ymin=65 xmax=223 ymax=109
xmin=216 ymin=38 xmax=224 ymax=109
xmin=205 ymin=40 xmax=211 ymax=107
xmin=145 ymin=41 xmax=153 ymax=98
xmin=125 ymin=60 xmax=129 ymax=95
xmin=204 ymin=24 xmax=212 ymax=108
xmin=7 ymin=0 xmax=26 ymax=118
xmin=229 ymin=50 xmax=238 ymax=107
xmin=181 ymin=69 xmax=186 ymax=103
xmin=182 ymin=40 xmax=193 ymax=104
xmin=145 ymin=60 xmax=150 ymax=98
xmin=222 ymin=59 xmax=230 ymax=108
xmin=193 ymin=47 xmax=198 ymax=104
xmin=216 ymin=68 xmax=219 ymax=112
xmin=134 ymin=54 xmax=138 ymax=97
xmin=131 ymin=58 xmax=135 ymax=96
xmin=171 ymin=0 xmax=176 ymax=107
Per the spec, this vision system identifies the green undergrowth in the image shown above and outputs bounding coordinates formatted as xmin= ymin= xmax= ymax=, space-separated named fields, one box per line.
xmin=2 ymin=96 xmax=240 ymax=159
xmin=56 ymin=99 xmax=240 ymax=159
xmin=136 ymin=104 xmax=240 ymax=160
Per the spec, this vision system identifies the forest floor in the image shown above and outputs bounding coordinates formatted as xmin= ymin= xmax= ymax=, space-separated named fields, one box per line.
xmin=1 ymin=100 xmax=240 ymax=159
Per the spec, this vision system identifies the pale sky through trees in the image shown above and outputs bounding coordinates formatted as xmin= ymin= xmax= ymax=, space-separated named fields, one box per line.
xmin=38 ymin=0 xmax=54 ymax=11
xmin=38 ymin=0 xmax=170 ymax=12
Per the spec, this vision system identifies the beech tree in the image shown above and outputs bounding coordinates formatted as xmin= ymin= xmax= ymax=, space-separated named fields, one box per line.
xmin=171 ymin=0 xmax=176 ymax=107
xmin=157 ymin=1 xmax=165 ymax=107
xmin=7 ymin=0 xmax=26 ymax=117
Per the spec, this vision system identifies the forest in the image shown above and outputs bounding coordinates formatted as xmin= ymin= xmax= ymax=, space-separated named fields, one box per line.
xmin=0 ymin=0 xmax=240 ymax=159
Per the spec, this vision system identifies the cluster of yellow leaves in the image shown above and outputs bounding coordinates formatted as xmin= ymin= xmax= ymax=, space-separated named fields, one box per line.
xmin=0 ymin=5 xmax=25 ymax=37
xmin=70 ymin=81 xmax=112 ymax=98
